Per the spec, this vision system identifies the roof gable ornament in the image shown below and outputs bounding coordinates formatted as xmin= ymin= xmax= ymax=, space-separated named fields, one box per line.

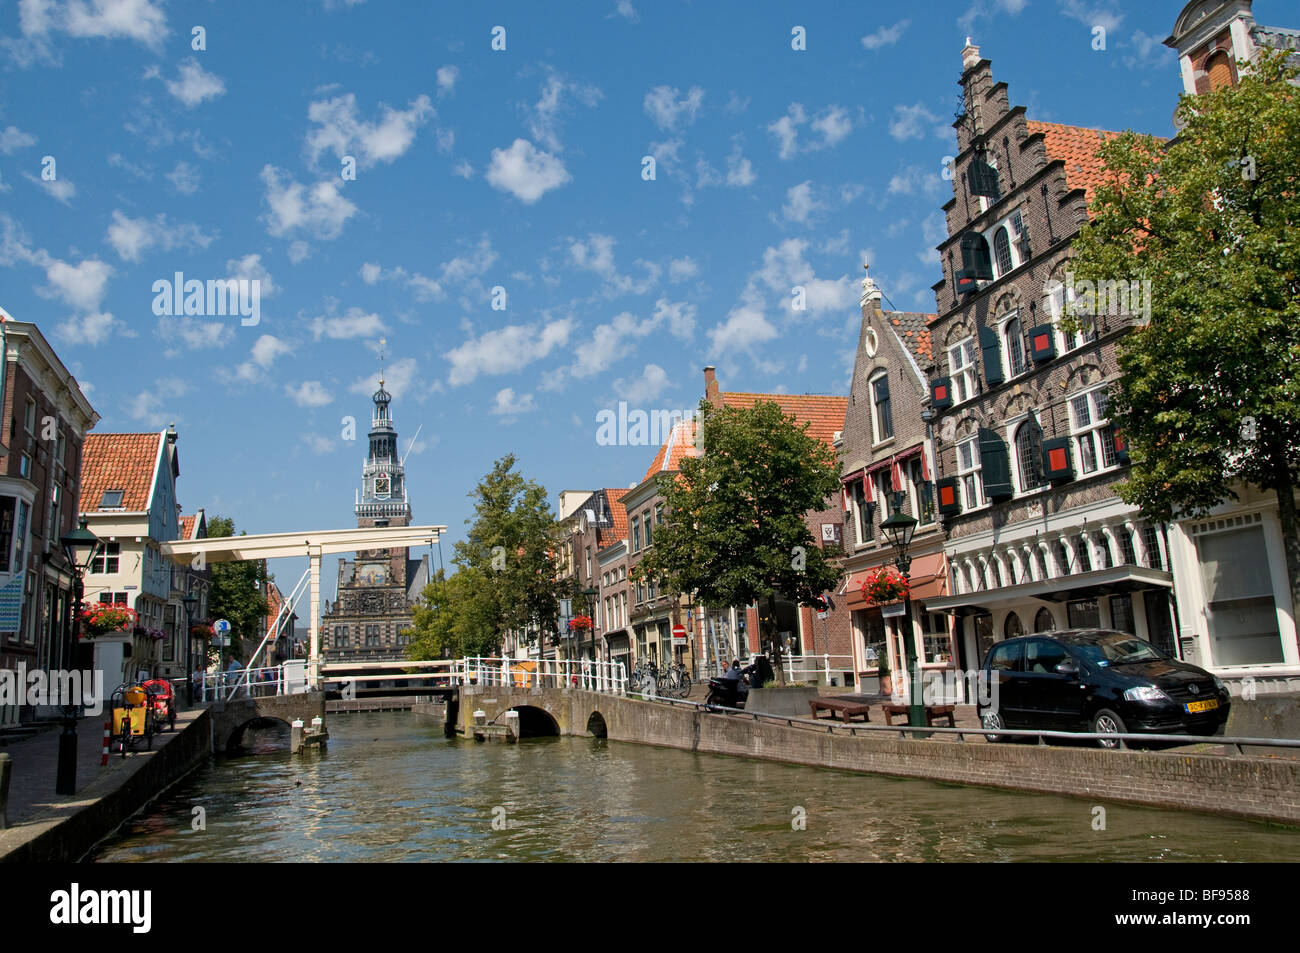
xmin=861 ymin=263 xmax=881 ymax=306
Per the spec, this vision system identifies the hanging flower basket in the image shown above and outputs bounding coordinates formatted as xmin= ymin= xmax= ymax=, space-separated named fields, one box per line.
xmin=860 ymin=568 xmax=910 ymax=606
xmin=191 ymin=622 xmax=215 ymax=640
xmin=147 ymin=628 xmax=166 ymax=642
xmin=568 ymin=615 xmax=593 ymax=632
xmin=80 ymin=604 xmax=138 ymax=637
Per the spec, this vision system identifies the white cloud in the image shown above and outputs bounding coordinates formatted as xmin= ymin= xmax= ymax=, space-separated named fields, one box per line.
xmin=862 ymin=19 xmax=910 ymax=50
xmin=889 ymin=102 xmax=948 ymax=142
xmin=725 ymin=142 xmax=756 ymax=186
xmin=782 ymin=181 xmax=823 ymax=225
xmin=105 ymin=209 xmax=215 ymax=262
xmin=485 ymin=139 xmax=570 ymax=204
xmin=309 ymin=306 xmax=387 ymax=341
xmin=306 ymin=93 xmax=434 ymax=169
xmin=166 ymin=160 xmax=200 ymax=194
xmin=127 ymin=377 xmax=190 ymax=426
xmin=445 ymin=318 xmax=574 ymax=386
xmin=453 ymin=159 xmax=474 ymax=178
xmin=490 ymin=387 xmax=537 ymax=418
xmin=613 ymin=1 xmax=638 ymax=22
xmin=360 ymin=262 xmax=382 ymax=284
xmin=288 ymin=240 xmax=311 ymax=264
xmin=18 ymin=0 xmax=168 ymax=49
xmin=348 ymin=356 xmax=419 ymax=400
xmin=528 ymin=71 xmax=602 ymax=153
xmin=24 ymin=171 xmax=76 ymax=204
xmin=643 ymin=85 xmax=705 ymax=131
xmin=668 ymin=257 xmax=698 ymax=282
xmin=56 ymin=311 xmax=121 ymax=347
xmin=708 ymin=302 xmax=778 ymax=356
xmin=613 ymin=363 xmax=669 ymax=403
xmin=888 ymin=165 xmax=943 ymax=197
xmin=0 ymin=125 xmax=36 ymax=154
xmin=304 ymin=433 xmax=337 ymax=454
xmin=156 ymin=317 xmax=233 ymax=353
xmin=767 ymin=103 xmax=852 ymax=159
xmin=436 ymin=65 xmax=459 ymax=95
xmin=40 ymin=255 xmax=113 ymax=311
xmin=1059 ymin=0 xmax=1123 ymax=35
xmin=163 ymin=58 xmax=226 ymax=108
xmin=224 ymin=334 xmax=293 ymax=383
xmin=227 ymin=253 xmax=277 ymax=296
xmin=260 ymin=164 xmax=358 ymax=240
xmin=567 ymin=233 xmax=661 ymax=297
xmin=652 ymin=297 xmax=695 ymax=339
xmin=287 ymin=380 xmax=334 ymax=407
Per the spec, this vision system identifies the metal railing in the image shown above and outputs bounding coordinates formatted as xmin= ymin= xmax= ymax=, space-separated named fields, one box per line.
xmin=783 ymin=654 xmax=855 ymax=683
xmin=200 ymin=666 xmax=287 ymax=703
xmin=458 ymin=656 xmax=627 ymax=694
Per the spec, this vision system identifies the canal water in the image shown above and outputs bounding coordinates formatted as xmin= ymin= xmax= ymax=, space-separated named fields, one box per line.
xmin=91 ymin=711 xmax=1300 ymax=862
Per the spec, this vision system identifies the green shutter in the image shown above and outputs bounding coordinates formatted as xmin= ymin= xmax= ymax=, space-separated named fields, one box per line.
xmin=931 ymin=376 xmax=952 ymax=409
xmin=978 ymin=428 xmax=1014 ymax=502
xmin=969 ymin=157 xmax=1000 ymax=199
xmin=960 ymin=233 xmax=993 ymax=281
xmin=936 ymin=477 xmax=962 ymax=516
xmin=979 ymin=326 xmax=1004 ymax=386
xmin=1028 ymin=324 xmax=1057 ymax=363
xmin=1042 ymin=437 xmax=1074 ymax=483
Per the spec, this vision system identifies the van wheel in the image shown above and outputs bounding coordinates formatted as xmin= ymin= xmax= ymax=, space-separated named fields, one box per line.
xmin=1092 ymin=708 xmax=1127 ymax=749
xmin=981 ymin=710 xmax=1007 ymax=744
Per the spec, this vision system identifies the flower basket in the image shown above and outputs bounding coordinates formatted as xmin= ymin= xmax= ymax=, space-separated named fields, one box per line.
xmin=859 ymin=567 xmax=910 ymax=606
xmin=567 ymin=615 xmax=593 ymax=632
xmin=80 ymin=604 xmax=138 ymax=638
xmin=191 ymin=622 xmax=215 ymax=640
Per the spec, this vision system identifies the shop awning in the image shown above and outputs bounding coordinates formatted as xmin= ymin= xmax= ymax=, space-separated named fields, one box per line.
xmin=924 ymin=565 xmax=1173 ymax=616
xmin=842 ymin=551 xmax=949 ymax=610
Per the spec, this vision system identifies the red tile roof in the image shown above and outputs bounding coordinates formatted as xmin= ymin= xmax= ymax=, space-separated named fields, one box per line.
xmin=603 ymin=488 xmax=630 ymax=544
xmin=640 ymin=419 xmax=700 ymax=483
xmin=1028 ymin=120 xmax=1122 ymax=207
xmin=180 ymin=515 xmax=196 ymax=540
xmin=884 ymin=312 xmax=935 ymax=363
xmin=720 ymin=392 xmax=848 ymax=447
xmin=80 ymin=432 xmax=163 ymax=513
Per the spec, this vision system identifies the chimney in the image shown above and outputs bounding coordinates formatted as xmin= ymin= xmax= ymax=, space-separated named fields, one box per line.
xmin=166 ymin=422 xmax=178 ymax=445
xmin=703 ymin=365 xmax=722 ymax=408
xmin=961 ymin=37 xmax=980 ymax=70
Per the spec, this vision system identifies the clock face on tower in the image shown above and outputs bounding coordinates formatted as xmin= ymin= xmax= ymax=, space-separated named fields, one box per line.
xmin=358 ymin=563 xmax=387 ymax=585
xmin=375 ymin=474 xmax=391 ymax=497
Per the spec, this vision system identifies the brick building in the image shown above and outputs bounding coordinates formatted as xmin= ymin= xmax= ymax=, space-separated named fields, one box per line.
xmin=0 ymin=318 xmax=98 ymax=726
xmin=920 ymin=42 xmax=1175 ymax=680
xmin=837 ymin=271 xmax=951 ymax=693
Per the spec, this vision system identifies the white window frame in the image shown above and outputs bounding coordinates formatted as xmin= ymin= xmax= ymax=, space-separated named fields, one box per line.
xmin=956 ymin=436 xmax=984 ymax=510
xmin=998 ymin=310 xmax=1027 ymax=380
xmin=1068 ymin=386 xmax=1118 ymax=477
xmin=947 ymin=337 xmax=978 ymax=404
xmin=874 ymin=471 xmax=898 ymax=541
xmin=1047 ymin=279 xmax=1097 ymax=351
xmin=982 ymin=209 xmax=1030 ymax=279
xmin=869 ymin=371 xmax=894 ymax=444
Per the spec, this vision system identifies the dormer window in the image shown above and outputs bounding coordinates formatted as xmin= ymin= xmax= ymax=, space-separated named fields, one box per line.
xmin=100 ymin=489 xmax=124 ymax=508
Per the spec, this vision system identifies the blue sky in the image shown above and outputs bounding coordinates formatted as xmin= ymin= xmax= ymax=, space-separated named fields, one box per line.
xmin=0 ymin=0 xmax=1277 ymax=600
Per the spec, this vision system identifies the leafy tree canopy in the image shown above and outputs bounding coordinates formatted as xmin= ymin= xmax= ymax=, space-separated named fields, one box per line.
xmin=204 ymin=515 xmax=269 ymax=658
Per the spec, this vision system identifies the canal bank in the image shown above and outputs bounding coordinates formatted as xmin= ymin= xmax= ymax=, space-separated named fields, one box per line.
xmin=0 ymin=708 xmax=211 ymax=863
xmin=460 ymin=686 xmax=1300 ymax=826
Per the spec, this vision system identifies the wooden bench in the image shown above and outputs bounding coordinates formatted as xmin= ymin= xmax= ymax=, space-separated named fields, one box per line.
xmin=808 ymin=697 xmax=872 ymax=723
xmin=880 ymin=703 xmax=956 ymax=727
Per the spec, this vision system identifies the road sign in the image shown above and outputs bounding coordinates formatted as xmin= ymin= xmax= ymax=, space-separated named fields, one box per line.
xmin=672 ymin=623 xmax=687 ymax=643
xmin=214 ymin=619 xmax=231 ymax=635
xmin=881 ymin=603 xmax=906 ymax=618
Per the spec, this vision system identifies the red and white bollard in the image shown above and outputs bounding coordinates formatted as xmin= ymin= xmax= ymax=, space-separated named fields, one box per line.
xmin=101 ymin=721 xmax=111 ymax=766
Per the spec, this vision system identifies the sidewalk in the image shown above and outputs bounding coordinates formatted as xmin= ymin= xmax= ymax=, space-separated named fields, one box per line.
xmin=1 ymin=707 xmax=201 ymax=829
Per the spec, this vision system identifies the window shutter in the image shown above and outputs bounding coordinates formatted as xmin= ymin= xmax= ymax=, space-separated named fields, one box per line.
xmin=1042 ymin=437 xmax=1074 ymax=483
xmin=955 ymin=270 xmax=978 ymax=297
xmin=936 ymin=477 xmax=962 ymax=516
xmin=960 ymin=233 xmax=994 ymax=280
xmin=978 ymin=428 xmax=1014 ymax=502
xmin=930 ymin=377 xmax=952 ymax=409
xmin=978 ymin=325 xmax=1004 ymax=386
xmin=1027 ymin=324 xmax=1057 ymax=363
xmin=1111 ymin=424 xmax=1129 ymax=464
xmin=969 ymin=157 xmax=1000 ymax=199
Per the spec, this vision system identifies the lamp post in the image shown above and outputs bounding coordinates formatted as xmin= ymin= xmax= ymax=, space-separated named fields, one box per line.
xmin=582 ymin=585 xmax=600 ymax=662
xmin=57 ymin=518 xmax=101 ymax=795
xmin=182 ymin=593 xmax=198 ymax=706
xmin=880 ymin=493 xmax=923 ymax=728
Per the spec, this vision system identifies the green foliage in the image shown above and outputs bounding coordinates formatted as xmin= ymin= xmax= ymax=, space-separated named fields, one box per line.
xmin=204 ymin=515 xmax=269 ymax=657
xmin=406 ymin=455 xmax=564 ymax=659
xmin=636 ymin=399 xmax=842 ymax=641
xmin=1069 ymin=51 xmax=1300 ymax=599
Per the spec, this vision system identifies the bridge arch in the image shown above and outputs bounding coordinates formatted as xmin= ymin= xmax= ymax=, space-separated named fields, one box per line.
xmin=225 ymin=716 xmax=294 ymax=753
xmin=510 ymin=705 xmax=560 ymax=738
xmin=585 ymin=711 xmax=608 ymax=738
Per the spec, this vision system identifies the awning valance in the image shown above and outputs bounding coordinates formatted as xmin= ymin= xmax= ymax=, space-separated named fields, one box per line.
xmin=842 ymin=551 xmax=949 ymax=610
xmin=924 ymin=565 xmax=1173 ymax=616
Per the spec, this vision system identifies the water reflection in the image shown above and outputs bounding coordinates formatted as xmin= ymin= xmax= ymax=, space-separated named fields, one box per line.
xmin=91 ymin=711 xmax=1300 ymax=863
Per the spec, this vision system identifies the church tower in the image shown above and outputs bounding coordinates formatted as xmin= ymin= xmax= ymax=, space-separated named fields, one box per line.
xmin=321 ymin=371 xmax=430 ymax=661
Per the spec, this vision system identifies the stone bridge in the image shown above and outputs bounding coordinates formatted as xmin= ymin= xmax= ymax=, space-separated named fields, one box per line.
xmin=211 ymin=692 xmax=327 ymax=753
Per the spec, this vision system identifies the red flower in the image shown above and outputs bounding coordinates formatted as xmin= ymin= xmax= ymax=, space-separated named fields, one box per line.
xmin=860 ymin=568 xmax=909 ymax=606
xmin=568 ymin=614 xmax=593 ymax=631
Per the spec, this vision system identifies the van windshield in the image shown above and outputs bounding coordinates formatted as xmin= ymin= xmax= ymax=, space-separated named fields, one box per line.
xmin=1067 ymin=631 xmax=1167 ymax=667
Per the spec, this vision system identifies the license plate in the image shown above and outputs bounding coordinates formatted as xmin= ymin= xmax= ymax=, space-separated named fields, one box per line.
xmin=1185 ymin=698 xmax=1219 ymax=714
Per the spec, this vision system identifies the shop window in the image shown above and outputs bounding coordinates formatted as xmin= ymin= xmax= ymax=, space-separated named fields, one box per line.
xmin=1004 ymin=611 xmax=1023 ymax=639
xmin=1034 ymin=607 xmax=1056 ymax=632
xmin=1109 ymin=595 xmax=1135 ymax=634
xmin=1067 ymin=598 xmax=1100 ymax=629
xmin=1194 ymin=518 xmax=1284 ymax=665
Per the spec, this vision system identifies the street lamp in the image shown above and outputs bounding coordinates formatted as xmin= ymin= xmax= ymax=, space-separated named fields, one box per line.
xmin=880 ymin=494 xmax=923 ymax=728
xmin=182 ymin=592 xmax=198 ymax=706
xmin=582 ymin=585 xmax=600 ymax=662
xmin=57 ymin=518 xmax=101 ymax=795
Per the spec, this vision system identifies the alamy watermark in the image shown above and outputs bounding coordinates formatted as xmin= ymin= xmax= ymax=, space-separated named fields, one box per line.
xmin=152 ymin=272 xmax=260 ymax=326
xmin=595 ymin=402 xmax=701 ymax=448
xmin=888 ymin=668 xmax=998 ymax=709
xmin=0 ymin=665 xmax=104 ymax=715
xmin=1061 ymin=271 xmax=1151 ymax=323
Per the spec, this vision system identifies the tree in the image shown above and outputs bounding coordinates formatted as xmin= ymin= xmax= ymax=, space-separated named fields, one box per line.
xmin=1068 ymin=50 xmax=1300 ymax=619
xmin=204 ymin=515 xmax=269 ymax=659
xmin=636 ymin=399 xmax=842 ymax=683
xmin=407 ymin=455 xmax=565 ymax=659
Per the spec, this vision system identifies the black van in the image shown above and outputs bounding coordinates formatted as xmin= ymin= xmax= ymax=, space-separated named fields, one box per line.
xmin=977 ymin=629 xmax=1231 ymax=747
